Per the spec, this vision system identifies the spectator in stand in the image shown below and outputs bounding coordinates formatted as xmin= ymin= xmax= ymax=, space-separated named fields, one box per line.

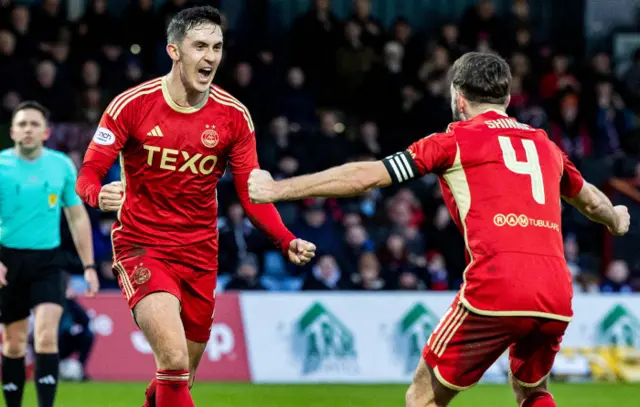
xmin=225 ymin=254 xmax=266 ymax=291
xmin=0 ymin=30 xmax=27 ymax=96
xmin=549 ymin=92 xmax=591 ymax=163
xmin=459 ymin=0 xmax=500 ymax=52
xmin=276 ymin=67 xmax=317 ymax=130
xmin=349 ymin=0 xmax=384 ymax=51
xmin=302 ymin=253 xmax=351 ymax=290
xmin=438 ymin=23 xmax=465 ymax=61
xmin=593 ymin=81 xmax=635 ymax=157
xmin=540 ymin=53 xmax=580 ymax=101
xmin=343 ymin=224 xmax=374 ymax=274
xmin=218 ymin=202 xmax=266 ymax=277
xmin=601 ymin=260 xmax=634 ymax=293
xmin=335 ymin=20 xmax=377 ymax=111
xmin=623 ymin=49 xmax=640 ymax=108
xmin=352 ymin=252 xmax=386 ymax=290
xmin=289 ymin=0 xmax=342 ymax=106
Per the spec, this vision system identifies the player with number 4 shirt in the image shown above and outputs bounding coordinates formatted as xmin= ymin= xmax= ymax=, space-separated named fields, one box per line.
xmin=403 ymin=109 xmax=580 ymax=319
xmin=246 ymin=52 xmax=630 ymax=407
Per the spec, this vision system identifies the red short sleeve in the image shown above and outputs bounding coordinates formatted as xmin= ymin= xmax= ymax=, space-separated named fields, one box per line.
xmin=408 ymin=132 xmax=457 ymax=174
xmin=383 ymin=132 xmax=457 ymax=184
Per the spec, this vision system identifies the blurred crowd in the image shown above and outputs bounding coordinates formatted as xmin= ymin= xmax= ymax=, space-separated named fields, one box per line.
xmin=1 ymin=0 xmax=640 ymax=293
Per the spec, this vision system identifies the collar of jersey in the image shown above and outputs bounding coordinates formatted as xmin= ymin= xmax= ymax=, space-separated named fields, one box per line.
xmin=161 ymin=76 xmax=210 ymax=114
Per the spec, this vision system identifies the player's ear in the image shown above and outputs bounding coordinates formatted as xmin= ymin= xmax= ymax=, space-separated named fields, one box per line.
xmin=505 ymin=94 xmax=511 ymax=108
xmin=43 ymin=127 xmax=51 ymax=141
xmin=457 ymin=93 xmax=466 ymax=114
xmin=166 ymin=43 xmax=180 ymax=62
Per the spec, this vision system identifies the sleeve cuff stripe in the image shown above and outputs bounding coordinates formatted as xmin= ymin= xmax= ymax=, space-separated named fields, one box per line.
xmin=393 ymin=155 xmax=409 ymax=180
xmin=388 ymin=156 xmax=404 ymax=182
xmin=399 ymin=153 xmax=415 ymax=178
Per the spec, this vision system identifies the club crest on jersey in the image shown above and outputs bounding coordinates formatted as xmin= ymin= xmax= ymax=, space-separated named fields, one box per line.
xmin=201 ymin=124 xmax=219 ymax=148
xmin=133 ymin=264 xmax=151 ymax=285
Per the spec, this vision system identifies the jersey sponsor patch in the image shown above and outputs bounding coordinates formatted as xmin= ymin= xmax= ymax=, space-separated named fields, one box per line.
xmin=93 ymin=127 xmax=116 ymax=146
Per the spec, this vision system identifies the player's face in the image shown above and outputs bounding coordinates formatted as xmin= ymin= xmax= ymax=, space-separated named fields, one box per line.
xmin=10 ymin=108 xmax=50 ymax=155
xmin=176 ymin=23 xmax=223 ymax=94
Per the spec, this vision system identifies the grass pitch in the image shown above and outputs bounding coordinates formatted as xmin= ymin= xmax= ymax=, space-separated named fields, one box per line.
xmin=20 ymin=382 xmax=638 ymax=406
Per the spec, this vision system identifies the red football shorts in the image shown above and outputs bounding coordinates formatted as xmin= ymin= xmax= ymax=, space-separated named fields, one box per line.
xmin=113 ymin=255 xmax=216 ymax=343
xmin=423 ymin=295 xmax=568 ymax=390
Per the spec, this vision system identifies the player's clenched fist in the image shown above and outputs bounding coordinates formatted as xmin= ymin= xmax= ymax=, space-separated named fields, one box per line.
xmin=287 ymin=238 xmax=316 ymax=266
xmin=98 ymin=181 xmax=124 ymax=212
xmin=248 ymin=169 xmax=278 ymax=203
xmin=609 ymin=205 xmax=630 ymax=236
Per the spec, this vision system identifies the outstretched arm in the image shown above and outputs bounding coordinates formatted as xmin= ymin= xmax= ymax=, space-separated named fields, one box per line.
xmin=249 ymin=160 xmax=392 ymax=203
xmin=248 ymin=134 xmax=453 ymax=204
xmin=563 ymin=182 xmax=629 ymax=236
xmin=559 ymin=152 xmax=629 ymax=236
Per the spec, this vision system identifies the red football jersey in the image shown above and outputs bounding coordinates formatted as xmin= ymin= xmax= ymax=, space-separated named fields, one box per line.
xmin=87 ymin=77 xmax=258 ymax=271
xmin=384 ymin=111 xmax=584 ymax=321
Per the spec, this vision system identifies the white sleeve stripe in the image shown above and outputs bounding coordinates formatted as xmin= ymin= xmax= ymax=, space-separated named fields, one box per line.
xmin=388 ymin=157 xmax=404 ymax=182
xmin=393 ymin=155 xmax=409 ymax=180
xmin=399 ymin=153 xmax=414 ymax=178
xmin=383 ymin=151 xmax=419 ymax=184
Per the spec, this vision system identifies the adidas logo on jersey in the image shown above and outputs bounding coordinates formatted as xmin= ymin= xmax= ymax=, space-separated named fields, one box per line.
xmin=38 ymin=375 xmax=56 ymax=385
xmin=147 ymin=126 xmax=164 ymax=137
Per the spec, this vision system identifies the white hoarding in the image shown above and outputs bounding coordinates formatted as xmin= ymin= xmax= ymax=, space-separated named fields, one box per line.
xmin=239 ymin=293 xmax=640 ymax=383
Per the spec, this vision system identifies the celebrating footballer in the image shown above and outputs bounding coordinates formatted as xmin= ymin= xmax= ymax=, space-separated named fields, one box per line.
xmin=76 ymin=6 xmax=316 ymax=407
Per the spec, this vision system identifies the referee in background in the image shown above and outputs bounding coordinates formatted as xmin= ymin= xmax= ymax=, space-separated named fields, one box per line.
xmin=0 ymin=101 xmax=99 ymax=407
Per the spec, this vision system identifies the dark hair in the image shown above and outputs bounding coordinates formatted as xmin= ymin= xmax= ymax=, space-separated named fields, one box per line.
xmin=450 ymin=52 xmax=511 ymax=105
xmin=167 ymin=6 xmax=223 ymax=44
xmin=12 ymin=100 xmax=50 ymax=123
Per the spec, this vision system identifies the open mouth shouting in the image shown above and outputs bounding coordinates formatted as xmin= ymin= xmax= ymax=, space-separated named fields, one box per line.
xmin=197 ymin=66 xmax=214 ymax=83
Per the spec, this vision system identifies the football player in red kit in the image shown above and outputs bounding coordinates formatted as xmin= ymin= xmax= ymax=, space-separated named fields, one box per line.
xmin=75 ymin=6 xmax=315 ymax=407
xmin=247 ymin=52 xmax=630 ymax=407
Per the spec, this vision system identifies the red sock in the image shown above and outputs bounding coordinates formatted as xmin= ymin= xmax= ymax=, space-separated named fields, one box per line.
xmin=142 ymin=377 xmax=157 ymax=407
xmin=156 ymin=370 xmax=194 ymax=407
xmin=521 ymin=392 xmax=557 ymax=407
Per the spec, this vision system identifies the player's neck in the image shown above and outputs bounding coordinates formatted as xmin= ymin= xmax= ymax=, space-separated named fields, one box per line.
xmin=466 ymin=105 xmax=507 ymax=120
xmin=164 ymin=72 xmax=207 ymax=108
